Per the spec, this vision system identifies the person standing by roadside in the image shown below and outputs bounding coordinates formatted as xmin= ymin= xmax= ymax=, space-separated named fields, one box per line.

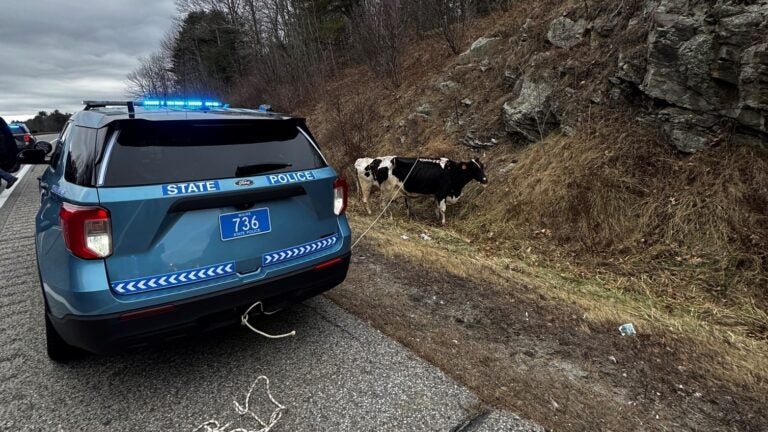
xmin=0 ymin=168 xmax=18 ymax=189
xmin=0 ymin=116 xmax=19 ymax=189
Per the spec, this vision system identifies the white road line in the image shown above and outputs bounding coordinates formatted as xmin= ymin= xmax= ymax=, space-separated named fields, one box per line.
xmin=0 ymin=164 xmax=33 ymax=210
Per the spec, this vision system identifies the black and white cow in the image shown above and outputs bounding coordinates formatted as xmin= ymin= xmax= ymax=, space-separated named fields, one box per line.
xmin=357 ymin=156 xmax=487 ymax=224
xmin=353 ymin=156 xmax=396 ymax=214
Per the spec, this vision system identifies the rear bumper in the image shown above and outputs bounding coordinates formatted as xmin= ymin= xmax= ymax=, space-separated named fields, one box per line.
xmin=49 ymin=253 xmax=350 ymax=354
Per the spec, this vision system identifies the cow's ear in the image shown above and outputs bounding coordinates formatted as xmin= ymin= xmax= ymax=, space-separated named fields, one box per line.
xmin=461 ymin=163 xmax=467 ymax=170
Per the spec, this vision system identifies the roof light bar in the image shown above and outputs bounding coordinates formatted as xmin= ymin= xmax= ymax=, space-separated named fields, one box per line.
xmin=136 ymin=99 xmax=224 ymax=109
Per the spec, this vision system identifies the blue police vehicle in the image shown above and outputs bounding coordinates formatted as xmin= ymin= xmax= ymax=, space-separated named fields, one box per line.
xmin=18 ymin=100 xmax=351 ymax=361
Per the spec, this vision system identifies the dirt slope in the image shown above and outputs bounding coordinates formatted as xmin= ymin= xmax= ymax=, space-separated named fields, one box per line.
xmin=330 ymin=233 xmax=767 ymax=431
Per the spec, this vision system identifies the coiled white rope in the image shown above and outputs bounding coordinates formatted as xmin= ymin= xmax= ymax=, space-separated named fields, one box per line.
xmin=351 ymin=155 xmax=421 ymax=250
xmin=194 ymin=376 xmax=286 ymax=432
xmin=241 ymin=302 xmax=296 ymax=339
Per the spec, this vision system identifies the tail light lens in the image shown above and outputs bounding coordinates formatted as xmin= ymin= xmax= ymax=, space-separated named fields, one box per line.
xmin=333 ymin=177 xmax=348 ymax=215
xmin=59 ymin=203 xmax=112 ymax=259
xmin=23 ymin=133 xmax=31 ymax=143
xmin=315 ymin=257 xmax=344 ymax=271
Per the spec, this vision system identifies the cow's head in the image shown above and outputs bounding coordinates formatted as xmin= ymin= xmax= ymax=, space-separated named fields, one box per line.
xmin=461 ymin=158 xmax=487 ymax=184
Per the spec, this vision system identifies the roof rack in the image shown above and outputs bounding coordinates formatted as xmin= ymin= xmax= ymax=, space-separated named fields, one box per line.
xmin=83 ymin=100 xmax=135 ymax=118
xmin=224 ymin=107 xmax=282 ymax=116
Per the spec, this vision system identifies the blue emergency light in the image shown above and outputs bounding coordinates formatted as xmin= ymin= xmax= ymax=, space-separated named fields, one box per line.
xmin=137 ymin=99 xmax=223 ymax=109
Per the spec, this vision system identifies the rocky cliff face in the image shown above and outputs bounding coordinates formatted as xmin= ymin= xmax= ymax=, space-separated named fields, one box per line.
xmin=641 ymin=0 xmax=768 ymax=152
xmin=498 ymin=0 xmax=768 ymax=152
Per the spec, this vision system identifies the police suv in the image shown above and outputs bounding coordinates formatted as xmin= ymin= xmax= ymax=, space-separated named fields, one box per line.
xmin=18 ymin=100 xmax=351 ymax=361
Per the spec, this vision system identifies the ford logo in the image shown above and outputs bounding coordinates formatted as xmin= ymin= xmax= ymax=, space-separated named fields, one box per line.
xmin=235 ymin=179 xmax=254 ymax=187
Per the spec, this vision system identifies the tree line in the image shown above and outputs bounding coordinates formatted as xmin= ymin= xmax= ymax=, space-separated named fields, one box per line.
xmin=127 ymin=0 xmax=516 ymax=109
xmin=23 ymin=110 xmax=71 ymax=134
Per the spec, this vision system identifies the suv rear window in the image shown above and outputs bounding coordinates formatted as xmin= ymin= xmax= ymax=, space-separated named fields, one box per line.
xmin=101 ymin=119 xmax=326 ymax=187
xmin=9 ymin=124 xmax=26 ymax=134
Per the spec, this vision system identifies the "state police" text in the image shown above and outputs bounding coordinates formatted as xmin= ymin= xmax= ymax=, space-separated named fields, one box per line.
xmin=267 ymin=171 xmax=316 ymax=185
xmin=162 ymin=181 xmax=221 ymax=196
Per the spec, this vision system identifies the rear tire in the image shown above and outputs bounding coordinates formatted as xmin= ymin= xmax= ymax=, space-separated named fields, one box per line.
xmin=45 ymin=313 xmax=82 ymax=362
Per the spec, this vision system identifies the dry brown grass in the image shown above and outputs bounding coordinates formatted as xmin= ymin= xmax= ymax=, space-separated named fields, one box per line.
xmin=453 ymin=107 xmax=768 ymax=316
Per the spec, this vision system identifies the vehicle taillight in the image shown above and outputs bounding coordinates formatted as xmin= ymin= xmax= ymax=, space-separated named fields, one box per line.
xmin=333 ymin=177 xmax=348 ymax=216
xmin=23 ymin=133 xmax=31 ymax=143
xmin=59 ymin=203 xmax=112 ymax=259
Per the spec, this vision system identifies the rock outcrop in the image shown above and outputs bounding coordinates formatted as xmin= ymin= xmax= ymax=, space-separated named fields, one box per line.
xmin=416 ymin=103 xmax=434 ymax=116
xmin=502 ymin=72 xmax=560 ymax=142
xmin=460 ymin=37 xmax=504 ymax=64
xmin=547 ymin=17 xmax=587 ymax=49
xmin=640 ymin=0 xmax=768 ymax=152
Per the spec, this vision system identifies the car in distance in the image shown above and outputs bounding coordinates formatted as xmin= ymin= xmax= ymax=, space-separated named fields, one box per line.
xmin=18 ymin=99 xmax=352 ymax=361
xmin=9 ymin=122 xmax=36 ymax=148
xmin=9 ymin=122 xmax=52 ymax=154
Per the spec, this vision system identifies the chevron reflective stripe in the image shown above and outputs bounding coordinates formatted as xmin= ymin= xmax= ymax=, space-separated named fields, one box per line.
xmin=262 ymin=234 xmax=340 ymax=267
xmin=110 ymin=261 xmax=236 ymax=295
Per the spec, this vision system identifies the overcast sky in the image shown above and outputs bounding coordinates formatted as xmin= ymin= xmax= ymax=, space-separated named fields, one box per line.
xmin=0 ymin=1 xmax=176 ymax=122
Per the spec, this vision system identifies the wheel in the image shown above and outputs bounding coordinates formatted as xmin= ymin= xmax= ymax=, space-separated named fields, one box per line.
xmin=45 ymin=312 xmax=82 ymax=362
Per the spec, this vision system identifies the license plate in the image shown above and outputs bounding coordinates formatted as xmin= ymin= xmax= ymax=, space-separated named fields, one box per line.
xmin=219 ymin=208 xmax=271 ymax=241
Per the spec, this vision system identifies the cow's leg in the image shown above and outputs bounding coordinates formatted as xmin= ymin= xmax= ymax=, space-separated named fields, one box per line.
xmin=381 ymin=184 xmax=394 ymax=218
xmin=404 ymin=196 xmax=411 ymax=218
xmin=360 ymin=180 xmax=373 ymax=215
xmin=436 ymin=198 xmax=447 ymax=225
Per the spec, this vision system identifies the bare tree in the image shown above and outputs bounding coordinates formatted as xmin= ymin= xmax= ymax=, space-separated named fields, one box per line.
xmin=348 ymin=0 xmax=409 ymax=85
xmin=324 ymin=90 xmax=379 ymax=167
xmin=126 ymin=52 xmax=175 ymax=99
xmin=428 ymin=0 xmax=474 ymax=54
xmin=242 ymin=0 xmax=264 ymax=53
xmin=146 ymin=0 xmax=515 ymax=107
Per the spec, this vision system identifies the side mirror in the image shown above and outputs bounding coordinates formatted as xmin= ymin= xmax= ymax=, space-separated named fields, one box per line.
xmin=34 ymin=140 xmax=53 ymax=155
xmin=17 ymin=148 xmax=48 ymax=165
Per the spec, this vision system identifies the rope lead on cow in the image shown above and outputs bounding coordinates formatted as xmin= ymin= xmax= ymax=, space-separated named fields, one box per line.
xmin=241 ymin=302 xmax=296 ymax=339
xmin=351 ymin=154 xmax=421 ymax=250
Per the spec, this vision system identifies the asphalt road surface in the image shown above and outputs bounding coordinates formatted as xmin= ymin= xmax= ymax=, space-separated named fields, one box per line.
xmin=0 ymin=155 xmax=541 ymax=431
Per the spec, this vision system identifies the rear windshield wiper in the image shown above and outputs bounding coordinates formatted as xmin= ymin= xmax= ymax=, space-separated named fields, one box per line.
xmin=236 ymin=163 xmax=292 ymax=177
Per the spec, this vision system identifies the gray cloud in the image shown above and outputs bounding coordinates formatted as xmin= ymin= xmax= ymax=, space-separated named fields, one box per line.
xmin=0 ymin=1 xmax=176 ymax=121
